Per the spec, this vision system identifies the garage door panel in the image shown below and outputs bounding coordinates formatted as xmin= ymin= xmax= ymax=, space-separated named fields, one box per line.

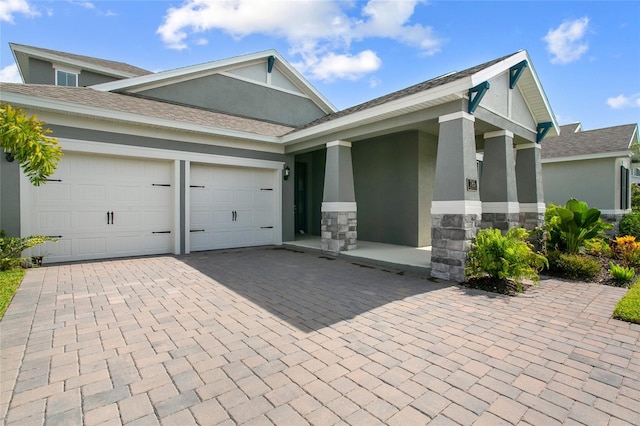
xmin=27 ymin=152 xmax=173 ymax=263
xmin=31 ymin=239 xmax=72 ymax=259
xmin=190 ymin=163 xmax=277 ymax=252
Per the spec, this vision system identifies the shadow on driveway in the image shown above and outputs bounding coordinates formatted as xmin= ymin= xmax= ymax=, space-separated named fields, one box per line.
xmin=178 ymin=246 xmax=453 ymax=332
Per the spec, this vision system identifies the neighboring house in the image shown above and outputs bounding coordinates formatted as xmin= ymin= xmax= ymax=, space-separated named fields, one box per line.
xmin=541 ymin=122 xmax=639 ymax=229
xmin=0 ymin=43 xmax=558 ymax=282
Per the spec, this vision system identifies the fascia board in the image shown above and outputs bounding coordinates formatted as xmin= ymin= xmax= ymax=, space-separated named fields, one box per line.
xmin=2 ymin=91 xmax=282 ymax=145
xmin=470 ymin=51 xmax=528 ymax=87
xmin=542 ymin=151 xmax=631 ymax=163
xmin=281 ymin=77 xmax=471 ymax=145
xmin=11 ymin=44 xmax=140 ymax=79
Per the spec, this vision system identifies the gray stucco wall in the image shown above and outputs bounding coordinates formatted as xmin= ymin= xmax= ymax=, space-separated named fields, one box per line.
xmin=138 ymin=74 xmax=326 ymax=127
xmin=352 ymin=131 xmax=431 ymax=247
xmin=418 ymin=132 xmax=438 ymax=246
xmin=542 ymin=158 xmax=616 ymax=209
xmin=45 ymin=125 xmax=295 ymax=243
xmin=0 ymin=158 xmax=21 ymax=237
xmin=25 ymin=58 xmax=123 ymax=86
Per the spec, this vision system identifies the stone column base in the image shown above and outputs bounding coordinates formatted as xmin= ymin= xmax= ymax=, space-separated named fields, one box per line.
xmin=430 ymin=213 xmax=480 ymax=283
xmin=481 ymin=212 xmax=520 ymax=231
xmin=321 ymin=211 xmax=357 ymax=255
xmin=519 ymin=211 xmax=544 ymax=231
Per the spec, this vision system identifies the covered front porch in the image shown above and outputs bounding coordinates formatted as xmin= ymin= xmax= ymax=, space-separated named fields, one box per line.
xmin=285 ymin=235 xmax=432 ymax=274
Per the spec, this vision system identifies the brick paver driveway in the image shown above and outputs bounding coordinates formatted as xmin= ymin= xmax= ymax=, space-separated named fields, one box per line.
xmin=1 ymin=247 xmax=639 ymax=425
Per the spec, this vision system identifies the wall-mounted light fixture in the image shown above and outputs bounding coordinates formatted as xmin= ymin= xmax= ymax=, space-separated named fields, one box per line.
xmin=283 ymin=165 xmax=291 ymax=180
xmin=4 ymin=149 xmax=14 ymax=162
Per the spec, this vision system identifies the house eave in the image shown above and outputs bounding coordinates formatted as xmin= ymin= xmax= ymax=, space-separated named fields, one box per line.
xmin=1 ymin=91 xmax=283 ymax=145
xmin=542 ymin=151 xmax=632 ymax=164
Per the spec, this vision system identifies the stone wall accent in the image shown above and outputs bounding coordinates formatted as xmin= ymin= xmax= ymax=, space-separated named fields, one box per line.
xmin=321 ymin=211 xmax=357 ymax=255
xmin=601 ymin=213 xmax=626 ymax=238
xmin=519 ymin=211 xmax=544 ymax=231
xmin=430 ymin=213 xmax=480 ymax=282
xmin=481 ymin=213 xmax=520 ymax=231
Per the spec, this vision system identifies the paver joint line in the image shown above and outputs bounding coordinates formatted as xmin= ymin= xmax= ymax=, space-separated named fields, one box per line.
xmin=0 ymin=248 xmax=638 ymax=425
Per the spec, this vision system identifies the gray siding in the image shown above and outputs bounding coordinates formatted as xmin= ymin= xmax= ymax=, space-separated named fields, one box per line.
xmin=79 ymin=70 xmax=120 ymax=87
xmin=138 ymin=74 xmax=326 ymax=127
xmin=25 ymin=58 xmax=121 ymax=86
xmin=542 ymin=158 xmax=617 ymax=209
xmin=352 ymin=131 xmax=434 ymax=247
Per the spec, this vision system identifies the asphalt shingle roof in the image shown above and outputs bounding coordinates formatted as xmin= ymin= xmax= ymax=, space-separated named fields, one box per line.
xmin=542 ymin=123 xmax=637 ymax=159
xmin=11 ymin=43 xmax=153 ymax=77
xmin=0 ymin=83 xmax=294 ymax=137
xmin=292 ymin=52 xmax=517 ymax=132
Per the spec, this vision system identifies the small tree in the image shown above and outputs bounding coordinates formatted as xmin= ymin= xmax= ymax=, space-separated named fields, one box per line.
xmin=1 ymin=103 xmax=62 ymax=186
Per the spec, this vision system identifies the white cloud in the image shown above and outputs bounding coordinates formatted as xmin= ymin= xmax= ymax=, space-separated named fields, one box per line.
xmin=68 ymin=1 xmax=95 ymax=9
xmin=543 ymin=17 xmax=590 ymax=64
xmin=156 ymin=0 xmax=440 ymax=81
xmin=0 ymin=0 xmax=39 ymax=22
xmin=607 ymin=94 xmax=640 ymax=109
xmin=0 ymin=63 xmax=22 ymax=83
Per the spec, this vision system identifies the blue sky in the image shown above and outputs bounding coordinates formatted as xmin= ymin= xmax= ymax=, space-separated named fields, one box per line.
xmin=0 ymin=0 xmax=638 ymax=131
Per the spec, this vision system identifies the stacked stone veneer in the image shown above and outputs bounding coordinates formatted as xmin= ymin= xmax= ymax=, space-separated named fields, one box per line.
xmin=321 ymin=211 xmax=357 ymax=254
xmin=520 ymin=211 xmax=544 ymax=231
xmin=430 ymin=213 xmax=480 ymax=282
xmin=481 ymin=212 xmax=521 ymax=231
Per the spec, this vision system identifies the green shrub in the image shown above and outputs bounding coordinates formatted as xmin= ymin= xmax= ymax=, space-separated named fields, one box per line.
xmin=548 ymin=252 xmax=600 ymax=280
xmin=613 ymin=280 xmax=640 ymax=324
xmin=609 ymin=262 xmax=635 ymax=283
xmin=619 ymin=211 xmax=640 ymax=239
xmin=584 ymin=237 xmax=613 ymax=257
xmin=465 ymin=227 xmax=548 ymax=291
xmin=0 ymin=231 xmax=55 ymax=271
xmin=544 ymin=199 xmax=611 ymax=254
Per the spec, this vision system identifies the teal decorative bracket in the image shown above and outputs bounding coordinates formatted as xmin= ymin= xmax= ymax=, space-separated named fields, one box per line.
xmin=468 ymin=81 xmax=490 ymax=114
xmin=509 ymin=60 xmax=528 ymax=89
xmin=268 ymin=56 xmax=275 ymax=73
xmin=537 ymin=122 xmax=553 ymax=143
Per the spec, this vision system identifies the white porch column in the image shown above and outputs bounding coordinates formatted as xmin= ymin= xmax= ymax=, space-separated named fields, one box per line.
xmin=480 ymin=130 xmax=520 ymax=230
xmin=321 ymin=141 xmax=357 ymax=254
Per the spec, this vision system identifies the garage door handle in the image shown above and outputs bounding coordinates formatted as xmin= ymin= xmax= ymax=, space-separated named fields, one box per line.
xmin=190 ymin=185 xmax=205 ymax=188
xmin=152 ymin=231 xmax=171 ymax=234
xmin=46 ymin=179 xmax=62 ymax=182
xmin=152 ymin=184 xmax=171 ymax=187
xmin=46 ymin=235 xmax=63 ymax=238
xmin=232 ymin=211 xmax=237 ymax=221
xmin=261 ymin=226 xmax=273 ymax=229
xmin=106 ymin=211 xmax=113 ymax=225
xmin=190 ymin=229 xmax=205 ymax=232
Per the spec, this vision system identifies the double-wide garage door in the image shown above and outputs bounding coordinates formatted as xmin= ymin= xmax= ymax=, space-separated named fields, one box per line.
xmin=27 ymin=153 xmax=174 ymax=263
xmin=26 ymin=153 xmax=278 ymax=263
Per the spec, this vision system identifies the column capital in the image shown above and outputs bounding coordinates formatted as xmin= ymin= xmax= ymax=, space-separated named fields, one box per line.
xmin=439 ymin=111 xmax=475 ymax=124
xmin=326 ymin=140 xmax=352 ymax=148
xmin=483 ymin=130 xmax=514 ymax=140
xmin=515 ymin=142 xmax=541 ymax=150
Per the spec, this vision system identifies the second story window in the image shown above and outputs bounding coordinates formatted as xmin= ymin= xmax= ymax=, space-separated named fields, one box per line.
xmin=56 ymin=70 xmax=78 ymax=87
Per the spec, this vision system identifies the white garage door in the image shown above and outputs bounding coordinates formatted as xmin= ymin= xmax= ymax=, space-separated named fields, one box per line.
xmin=190 ymin=164 xmax=277 ymax=251
xmin=26 ymin=152 xmax=174 ymax=263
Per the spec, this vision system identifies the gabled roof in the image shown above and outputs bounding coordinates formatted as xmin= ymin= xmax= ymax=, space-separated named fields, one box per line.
xmin=284 ymin=50 xmax=558 ymax=142
xmin=10 ymin=43 xmax=152 ymax=82
xmin=542 ymin=123 xmax=638 ymax=160
xmin=91 ymin=50 xmax=336 ymax=115
xmin=0 ymin=83 xmax=293 ymax=140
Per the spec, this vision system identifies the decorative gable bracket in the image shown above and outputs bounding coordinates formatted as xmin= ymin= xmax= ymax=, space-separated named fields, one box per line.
xmin=537 ymin=122 xmax=553 ymax=143
xmin=468 ymin=81 xmax=490 ymax=114
xmin=268 ymin=55 xmax=275 ymax=73
xmin=509 ymin=60 xmax=528 ymax=89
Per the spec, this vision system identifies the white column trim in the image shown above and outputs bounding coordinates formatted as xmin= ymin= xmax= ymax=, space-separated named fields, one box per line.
xmin=438 ymin=111 xmax=475 ymax=124
xmin=326 ymin=141 xmax=352 ymax=148
xmin=321 ymin=202 xmax=357 ymax=212
xmin=174 ymin=160 xmax=182 ymax=255
xmin=183 ymin=160 xmax=191 ymax=255
xmin=431 ymin=200 xmax=482 ymax=215
xmin=483 ymin=130 xmax=514 ymax=139
xmin=482 ymin=202 xmax=520 ymax=214
xmin=515 ymin=142 xmax=541 ymax=150
xmin=519 ymin=202 xmax=546 ymax=213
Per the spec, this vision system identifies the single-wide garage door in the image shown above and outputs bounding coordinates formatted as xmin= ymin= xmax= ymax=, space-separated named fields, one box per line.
xmin=26 ymin=152 xmax=174 ymax=263
xmin=190 ymin=164 xmax=276 ymax=251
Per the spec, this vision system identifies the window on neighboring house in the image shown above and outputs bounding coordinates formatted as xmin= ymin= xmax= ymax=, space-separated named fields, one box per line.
xmin=56 ymin=70 xmax=78 ymax=87
xmin=621 ymin=165 xmax=630 ymax=210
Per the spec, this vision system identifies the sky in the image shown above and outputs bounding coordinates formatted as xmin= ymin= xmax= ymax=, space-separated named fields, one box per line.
xmin=0 ymin=0 xmax=639 ymax=132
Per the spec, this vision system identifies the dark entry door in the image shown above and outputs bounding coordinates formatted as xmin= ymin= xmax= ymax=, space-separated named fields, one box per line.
xmin=294 ymin=162 xmax=308 ymax=234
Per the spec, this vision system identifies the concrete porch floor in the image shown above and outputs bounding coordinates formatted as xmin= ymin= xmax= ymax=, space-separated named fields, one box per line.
xmin=285 ymin=236 xmax=432 ymax=274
